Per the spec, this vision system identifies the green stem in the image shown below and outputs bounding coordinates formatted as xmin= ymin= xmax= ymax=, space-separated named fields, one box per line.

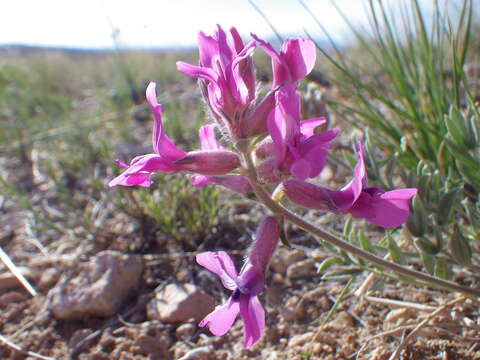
xmin=241 ymin=150 xmax=480 ymax=298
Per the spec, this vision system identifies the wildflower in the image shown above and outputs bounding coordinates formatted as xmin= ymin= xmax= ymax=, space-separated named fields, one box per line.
xmin=108 ymin=83 xmax=240 ymax=187
xmin=196 ymin=217 xmax=280 ymax=348
xmin=177 ymin=25 xmax=263 ymax=140
xmin=265 ymin=84 xmax=339 ymax=181
xmin=283 ymin=140 xmax=418 ymax=228
xmin=251 ymin=34 xmax=316 ymax=88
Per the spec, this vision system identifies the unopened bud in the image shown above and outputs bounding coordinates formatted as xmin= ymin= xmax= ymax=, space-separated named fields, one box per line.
xmin=248 ymin=216 xmax=280 ymax=273
xmin=175 ymin=150 xmax=240 ymax=175
xmin=283 ymin=179 xmax=337 ymax=211
xmin=244 ymin=90 xmax=276 ymax=137
xmin=406 ymin=196 xmax=427 ymax=237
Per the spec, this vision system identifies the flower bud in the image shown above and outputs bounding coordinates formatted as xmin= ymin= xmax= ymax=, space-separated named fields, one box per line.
xmin=211 ymin=175 xmax=252 ymax=194
xmin=248 ymin=217 xmax=280 ymax=272
xmin=406 ymin=196 xmax=427 ymax=237
xmin=243 ymin=90 xmax=276 ymax=137
xmin=175 ymin=150 xmax=241 ymax=175
xmin=283 ymin=179 xmax=337 ymax=211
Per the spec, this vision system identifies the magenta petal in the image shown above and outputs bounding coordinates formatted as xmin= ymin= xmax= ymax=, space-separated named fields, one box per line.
xmin=198 ymin=32 xmax=218 ymax=68
xmin=190 ymin=174 xmax=213 ymax=187
xmin=267 ymin=85 xmax=300 ymax=167
xmin=299 ymin=117 xmax=327 ymax=138
xmin=329 ymin=140 xmax=366 ymax=209
xmin=250 ymin=33 xmax=282 ymax=64
xmin=199 ymin=297 xmax=240 ymax=336
xmin=199 ymin=124 xmax=222 ymax=151
xmin=239 ymin=295 xmax=265 ymax=349
xmin=176 ymin=61 xmax=219 ymax=84
xmin=229 ymin=26 xmax=245 ymax=53
xmin=290 ymin=158 xmax=311 ymax=180
xmin=366 ymin=189 xmax=417 ymax=228
xmin=146 ymin=83 xmax=186 ymax=161
xmin=302 ymin=146 xmax=328 ymax=178
xmin=108 ymin=154 xmax=178 ymax=187
xmin=108 ymin=171 xmax=152 ymax=187
xmin=114 ymin=159 xmax=129 ymax=168
xmin=281 ymin=38 xmax=316 ymax=83
xmin=196 ymin=251 xmax=238 ymax=290
xmin=237 ymin=262 xmax=264 ymax=296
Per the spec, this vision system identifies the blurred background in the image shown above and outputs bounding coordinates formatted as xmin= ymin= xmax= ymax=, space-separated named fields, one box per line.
xmin=0 ymin=0 xmax=441 ymax=49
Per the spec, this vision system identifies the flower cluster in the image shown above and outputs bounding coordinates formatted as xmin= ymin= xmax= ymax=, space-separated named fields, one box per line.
xmin=109 ymin=25 xmax=417 ymax=348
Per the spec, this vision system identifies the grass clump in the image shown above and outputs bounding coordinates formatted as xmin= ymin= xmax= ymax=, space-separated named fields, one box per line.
xmin=301 ymin=0 xmax=479 ymax=277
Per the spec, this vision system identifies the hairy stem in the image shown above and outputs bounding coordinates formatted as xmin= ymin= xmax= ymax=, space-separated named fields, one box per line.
xmin=241 ymin=150 xmax=480 ymax=298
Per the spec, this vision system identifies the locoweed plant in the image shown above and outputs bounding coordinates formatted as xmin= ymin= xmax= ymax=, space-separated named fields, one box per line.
xmin=109 ymin=25 xmax=480 ymax=348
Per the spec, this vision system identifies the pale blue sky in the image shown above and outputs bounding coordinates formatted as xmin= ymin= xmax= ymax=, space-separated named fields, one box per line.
xmin=0 ymin=0 xmax=439 ymax=49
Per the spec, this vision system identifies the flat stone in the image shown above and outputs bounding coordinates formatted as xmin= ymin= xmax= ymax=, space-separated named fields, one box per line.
xmin=147 ymin=283 xmax=215 ymax=323
xmin=288 ymin=332 xmax=314 ymax=347
xmin=51 ymin=251 xmax=143 ymax=319
xmin=270 ymin=248 xmax=306 ymax=275
xmin=286 ymin=258 xmax=315 ymax=279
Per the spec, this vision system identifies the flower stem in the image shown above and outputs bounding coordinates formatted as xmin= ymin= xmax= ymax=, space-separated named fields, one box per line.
xmin=241 ymin=150 xmax=480 ymax=298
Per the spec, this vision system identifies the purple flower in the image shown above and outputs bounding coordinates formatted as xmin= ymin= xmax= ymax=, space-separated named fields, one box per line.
xmin=190 ymin=124 xmax=252 ymax=194
xmin=108 ymin=83 xmax=240 ymax=187
xmin=177 ymin=25 xmax=259 ymax=139
xmin=251 ymin=34 xmax=316 ymax=88
xmin=196 ymin=217 xmax=280 ymax=348
xmin=266 ymin=84 xmax=338 ymax=180
xmin=283 ymin=141 xmax=418 ymax=228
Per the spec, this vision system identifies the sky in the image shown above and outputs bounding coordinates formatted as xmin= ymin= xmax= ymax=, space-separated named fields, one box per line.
xmin=0 ymin=0 xmax=448 ymax=49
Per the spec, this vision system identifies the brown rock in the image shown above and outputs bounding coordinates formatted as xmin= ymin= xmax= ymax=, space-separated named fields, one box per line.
xmin=270 ymin=248 xmax=306 ymax=275
xmin=131 ymin=333 xmax=170 ymax=356
xmin=177 ymin=346 xmax=214 ymax=360
xmin=0 ymin=267 xmax=39 ymax=291
xmin=0 ymin=291 xmax=26 ymax=306
xmin=333 ymin=311 xmax=355 ymax=327
xmin=50 ymin=251 xmax=143 ymax=319
xmin=312 ymin=328 xmax=337 ymax=345
xmin=147 ymin=283 xmax=215 ymax=323
xmin=175 ymin=323 xmax=196 ymax=340
xmin=288 ymin=332 xmax=314 ymax=347
xmin=385 ymin=308 xmax=416 ymax=325
xmin=38 ymin=268 xmax=60 ymax=290
xmin=286 ymin=259 xmax=315 ymax=279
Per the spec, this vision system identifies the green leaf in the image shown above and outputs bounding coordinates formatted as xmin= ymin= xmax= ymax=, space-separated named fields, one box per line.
xmin=316 ymin=257 xmax=344 ymax=274
xmin=434 ymin=258 xmax=452 ymax=280
xmin=436 ymin=189 xmax=459 ymax=226
xmin=448 ymin=226 xmax=472 ymax=265
xmin=387 ymin=233 xmax=405 ymax=264
xmin=414 ymin=237 xmax=440 ymax=255
xmin=358 ymin=231 xmax=373 ymax=252
xmin=421 ymin=253 xmax=435 ymax=275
